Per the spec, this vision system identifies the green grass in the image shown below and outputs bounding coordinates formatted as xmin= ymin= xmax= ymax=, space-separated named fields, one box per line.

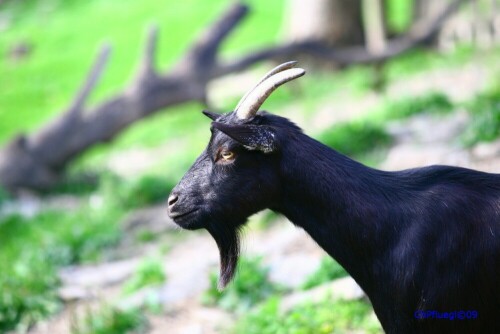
xmin=250 ymin=210 xmax=281 ymax=230
xmin=106 ymin=174 xmax=175 ymax=209
xmin=318 ymin=122 xmax=392 ymax=158
xmin=43 ymin=169 xmax=175 ymax=206
xmin=123 ymin=256 xmax=166 ymax=295
xmin=316 ymin=92 xmax=455 ymax=158
xmin=136 ymin=229 xmax=158 ymax=243
xmin=0 ymin=0 xmax=286 ymax=144
xmin=381 ymin=92 xmax=454 ymax=119
xmin=46 ymin=173 xmax=100 ymax=196
xmin=0 ymin=253 xmax=60 ymax=332
xmin=234 ymin=296 xmax=382 ymax=334
xmin=461 ymin=88 xmax=500 ymax=146
xmin=0 ymin=0 xmax=493 ymax=154
xmin=0 ymin=193 xmax=123 ymax=331
xmin=385 ymin=0 xmax=413 ymax=33
xmin=71 ymin=305 xmax=147 ymax=334
xmin=0 ymin=186 xmax=10 ymax=205
xmin=0 ymin=167 xmax=180 ymax=331
xmin=383 ymin=45 xmax=479 ymax=82
xmin=202 ymin=256 xmax=285 ymax=313
xmin=0 ymin=207 xmax=121 ymax=267
xmin=301 ymin=257 xmax=348 ymax=290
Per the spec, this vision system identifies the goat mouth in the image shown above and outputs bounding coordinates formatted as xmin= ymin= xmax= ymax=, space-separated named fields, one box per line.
xmin=170 ymin=209 xmax=200 ymax=227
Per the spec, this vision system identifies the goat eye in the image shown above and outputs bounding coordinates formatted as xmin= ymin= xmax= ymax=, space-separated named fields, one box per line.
xmin=220 ymin=151 xmax=235 ymax=161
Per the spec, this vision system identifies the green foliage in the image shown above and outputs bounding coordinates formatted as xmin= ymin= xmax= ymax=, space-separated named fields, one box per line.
xmin=202 ymin=257 xmax=284 ymax=312
xmin=301 ymin=257 xmax=348 ymax=290
xmin=136 ymin=229 xmax=158 ymax=243
xmin=385 ymin=0 xmax=413 ymax=33
xmin=0 ymin=186 xmax=9 ymax=206
xmin=121 ymin=175 xmax=175 ymax=208
xmin=55 ymin=217 xmax=120 ymax=264
xmin=0 ymin=208 xmax=121 ymax=266
xmin=462 ymin=89 xmax=500 ymax=146
xmin=42 ymin=209 xmax=121 ymax=265
xmin=0 ymin=206 xmax=122 ymax=331
xmin=300 ymin=66 xmax=377 ymax=108
xmin=318 ymin=122 xmax=392 ymax=157
xmin=250 ymin=210 xmax=281 ymax=230
xmin=234 ymin=297 xmax=382 ymax=334
xmin=71 ymin=305 xmax=147 ymax=334
xmin=383 ymin=46 xmax=477 ymax=82
xmin=0 ymin=253 xmax=60 ymax=332
xmin=318 ymin=92 xmax=454 ymax=159
xmin=382 ymin=92 xmax=454 ymax=120
xmin=48 ymin=174 xmax=100 ymax=196
xmin=99 ymin=173 xmax=174 ymax=209
xmin=0 ymin=0 xmax=285 ymax=145
xmin=123 ymin=256 xmax=166 ymax=295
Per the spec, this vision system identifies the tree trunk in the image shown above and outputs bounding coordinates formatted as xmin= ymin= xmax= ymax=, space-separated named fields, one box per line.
xmin=414 ymin=0 xmax=450 ymax=23
xmin=284 ymin=0 xmax=365 ymax=46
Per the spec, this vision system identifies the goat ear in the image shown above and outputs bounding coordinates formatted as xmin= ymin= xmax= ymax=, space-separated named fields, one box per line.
xmin=202 ymin=110 xmax=221 ymax=121
xmin=212 ymin=122 xmax=278 ymax=153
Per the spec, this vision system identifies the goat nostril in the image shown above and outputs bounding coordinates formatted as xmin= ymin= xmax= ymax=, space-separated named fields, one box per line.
xmin=168 ymin=194 xmax=179 ymax=208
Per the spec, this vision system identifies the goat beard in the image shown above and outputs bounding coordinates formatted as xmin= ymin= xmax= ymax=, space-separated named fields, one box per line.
xmin=206 ymin=222 xmax=242 ymax=291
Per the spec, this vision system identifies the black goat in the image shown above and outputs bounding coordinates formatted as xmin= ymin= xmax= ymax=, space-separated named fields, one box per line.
xmin=167 ymin=62 xmax=500 ymax=333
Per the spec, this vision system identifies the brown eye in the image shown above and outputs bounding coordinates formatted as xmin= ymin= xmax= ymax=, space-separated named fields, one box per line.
xmin=220 ymin=151 xmax=235 ymax=161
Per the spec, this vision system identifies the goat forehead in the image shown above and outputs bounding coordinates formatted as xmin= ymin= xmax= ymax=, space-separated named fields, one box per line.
xmin=209 ymin=130 xmax=238 ymax=152
xmin=206 ymin=111 xmax=237 ymax=125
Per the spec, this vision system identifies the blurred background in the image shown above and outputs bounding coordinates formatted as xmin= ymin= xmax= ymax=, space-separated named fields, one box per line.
xmin=1 ymin=0 xmax=499 ymax=333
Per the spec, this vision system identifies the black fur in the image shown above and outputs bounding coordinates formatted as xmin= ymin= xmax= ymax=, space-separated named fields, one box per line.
xmin=168 ymin=111 xmax=500 ymax=333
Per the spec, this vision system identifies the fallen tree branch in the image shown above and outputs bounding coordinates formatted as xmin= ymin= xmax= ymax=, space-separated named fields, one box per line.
xmin=0 ymin=0 xmax=467 ymax=191
xmin=0 ymin=4 xmax=247 ymax=191
xmin=216 ymin=0 xmax=468 ymax=74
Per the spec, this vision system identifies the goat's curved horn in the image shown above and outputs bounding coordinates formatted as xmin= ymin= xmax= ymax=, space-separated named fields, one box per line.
xmin=234 ymin=61 xmax=298 ymax=112
xmin=235 ymin=66 xmax=305 ymax=120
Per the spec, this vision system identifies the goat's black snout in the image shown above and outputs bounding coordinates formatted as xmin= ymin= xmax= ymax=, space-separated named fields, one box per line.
xmin=167 ymin=192 xmax=180 ymax=215
xmin=168 ymin=193 xmax=179 ymax=209
xmin=167 ymin=190 xmax=203 ymax=230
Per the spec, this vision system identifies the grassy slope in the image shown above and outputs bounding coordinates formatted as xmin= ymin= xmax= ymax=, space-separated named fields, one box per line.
xmin=0 ymin=0 xmax=285 ymax=144
xmin=2 ymin=0 xmax=493 ymax=154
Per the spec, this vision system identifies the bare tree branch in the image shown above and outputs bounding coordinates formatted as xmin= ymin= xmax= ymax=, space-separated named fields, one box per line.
xmin=0 ymin=0 xmax=468 ymax=191
xmin=177 ymin=3 xmax=248 ymax=75
xmin=138 ymin=25 xmax=159 ymax=79
xmin=67 ymin=44 xmax=112 ymax=116
xmin=217 ymin=0 xmax=468 ymax=74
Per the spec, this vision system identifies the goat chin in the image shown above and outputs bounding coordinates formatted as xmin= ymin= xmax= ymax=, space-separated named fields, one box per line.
xmin=206 ymin=221 xmax=243 ymax=290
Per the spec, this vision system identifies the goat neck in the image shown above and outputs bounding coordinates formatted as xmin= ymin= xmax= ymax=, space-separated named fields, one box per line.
xmin=274 ymin=132 xmax=399 ymax=293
